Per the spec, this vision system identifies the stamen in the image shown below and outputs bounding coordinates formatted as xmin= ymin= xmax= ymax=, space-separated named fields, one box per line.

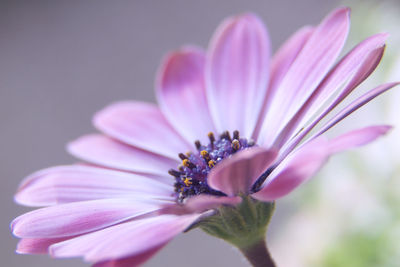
xmin=221 ymin=131 xmax=232 ymax=141
xmin=208 ymin=160 xmax=216 ymax=168
xmin=174 ymin=183 xmax=180 ymax=192
xmin=208 ymin=132 xmax=215 ymax=149
xmin=182 ymin=159 xmax=196 ymax=169
xmin=195 ymin=140 xmax=201 ymax=150
xmin=200 ymin=150 xmax=211 ymax=162
xmin=178 ymin=153 xmax=188 ymax=160
xmin=168 ymin=169 xmax=181 ymax=178
xmin=172 ymin=130 xmax=257 ymax=202
xmin=231 ymin=139 xmax=240 ymax=151
xmin=233 ymin=130 xmax=239 ymax=140
xmin=183 ymin=177 xmax=193 ymax=187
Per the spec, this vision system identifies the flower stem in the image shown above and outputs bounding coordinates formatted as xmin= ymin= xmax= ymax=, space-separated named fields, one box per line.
xmin=239 ymin=239 xmax=276 ymax=267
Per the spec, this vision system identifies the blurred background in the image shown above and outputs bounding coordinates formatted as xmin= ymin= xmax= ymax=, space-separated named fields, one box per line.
xmin=1 ymin=0 xmax=399 ymax=266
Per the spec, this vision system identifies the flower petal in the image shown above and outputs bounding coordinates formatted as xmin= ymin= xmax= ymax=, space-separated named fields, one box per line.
xmin=93 ymin=244 xmax=166 ymax=267
xmin=208 ymin=147 xmax=277 ymax=196
xmin=67 ymin=134 xmax=178 ymax=176
xmin=183 ymin=195 xmax=241 ymax=213
xmin=280 ymin=72 xmax=396 ymax=161
xmin=49 ymin=214 xmax=200 ymax=262
xmin=16 ymin=237 xmax=70 ymax=254
xmin=93 ymin=101 xmax=192 ymax=159
xmin=311 ymin=82 xmax=399 ymax=138
xmin=156 ymin=47 xmax=216 ymax=144
xmin=327 ymin=125 xmax=392 ymax=153
xmin=15 ymin=165 xmax=174 ymax=207
xmin=253 ymin=124 xmax=393 ymax=202
xmin=11 ymin=198 xmax=162 ymax=238
xmin=274 ymin=34 xmax=387 ymax=148
xmin=267 ymin=26 xmax=314 ymax=96
xmin=252 ymin=138 xmax=329 ymax=201
xmin=161 ymin=195 xmax=242 ymax=215
xmin=254 ymin=26 xmax=314 ymax=140
xmin=206 ymin=13 xmax=271 ymax=137
xmin=259 ymin=7 xmax=350 ymax=146
xmin=293 ymin=34 xmax=387 ymax=130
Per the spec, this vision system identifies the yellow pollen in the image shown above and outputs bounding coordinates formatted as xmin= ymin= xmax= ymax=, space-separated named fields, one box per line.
xmin=232 ymin=139 xmax=240 ymax=150
xmin=183 ymin=177 xmax=192 ymax=187
xmin=208 ymin=132 xmax=215 ymax=142
xmin=208 ymin=160 xmax=216 ymax=168
xmin=200 ymin=150 xmax=211 ymax=162
xmin=182 ymin=159 xmax=190 ymax=167
xmin=200 ymin=150 xmax=209 ymax=157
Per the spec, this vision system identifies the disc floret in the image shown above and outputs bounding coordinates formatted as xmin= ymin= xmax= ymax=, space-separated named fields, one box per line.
xmin=168 ymin=130 xmax=255 ymax=202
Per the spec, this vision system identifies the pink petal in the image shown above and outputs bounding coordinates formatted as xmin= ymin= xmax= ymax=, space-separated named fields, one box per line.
xmin=93 ymin=244 xmax=166 ymax=267
xmin=16 ymin=237 xmax=70 ymax=254
xmin=275 ymin=34 xmax=387 ymax=149
xmin=252 ymin=138 xmax=329 ymax=201
xmin=311 ymin=82 xmax=399 ymax=138
xmin=254 ymin=26 xmax=314 ymax=140
xmin=327 ymin=125 xmax=392 ymax=153
xmin=11 ymin=198 xmax=162 ymax=238
xmin=183 ymin=195 xmax=241 ymax=212
xmin=15 ymin=165 xmax=174 ymax=207
xmin=293 ymin=34 xmax=387 ymax=130
xmin=280 ymin=68 xmax=396 ymax=162
xmin=93 ymin=101 xmax=192 ymax=159
xmin=208 ymin=147 xmax=277 ymax=196
xmin=253 ymin=125 xmax=393 ymax=201
xmin=267 ymin=26 xmax=314 ymax=96
xmin=161 ymin=195 xmax=241 ymax=215
xmin=259 ymin=8 xmax=350 ymax=146
xmin=156 ymin=47 xmax=216 ymax=144
xmin=49 ymin=214 xmax=200 ymax=262
xmin=67 ymin=134 xmax=177 ymax=176
xmin=206 ymin=13 xmax=271 ymax=137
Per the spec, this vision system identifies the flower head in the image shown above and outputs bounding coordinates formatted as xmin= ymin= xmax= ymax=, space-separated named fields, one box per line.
xmin=11 ymin=7 xmax=397 ymax=266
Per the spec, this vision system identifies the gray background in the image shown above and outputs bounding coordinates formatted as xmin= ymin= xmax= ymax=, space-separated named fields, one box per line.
xmin=0 ymin=0 xmax=375 ymax=266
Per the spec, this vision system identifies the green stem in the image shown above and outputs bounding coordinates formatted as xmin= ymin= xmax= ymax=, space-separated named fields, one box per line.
xmin=239 ymin=239 xmax=276 ymax=267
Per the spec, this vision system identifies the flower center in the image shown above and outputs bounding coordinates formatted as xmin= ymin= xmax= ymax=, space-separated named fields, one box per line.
xmin=168 ymin=130 xmax=255 ymax=202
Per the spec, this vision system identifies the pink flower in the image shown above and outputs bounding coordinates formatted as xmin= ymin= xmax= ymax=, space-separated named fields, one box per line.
xmin=11 ymin=7 xmax=397 ymax=267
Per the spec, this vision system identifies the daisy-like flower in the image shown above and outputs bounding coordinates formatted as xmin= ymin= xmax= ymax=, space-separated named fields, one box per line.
xmin=11 ymin=7 xmax=398 ymax=267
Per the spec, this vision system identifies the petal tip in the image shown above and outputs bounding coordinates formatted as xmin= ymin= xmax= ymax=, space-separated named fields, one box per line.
xmin=328 ymin=7 xmax=351 ymax=22
xmin=48 ymin=245 xmax=57 ymax=258
xmin=379 ymin=124 xmax=393 ymax=134
xmin=10 ymin=217 xmax=20 ymax=236
xmin=379 ymin=32 xmax=390 ymax=40
xmin=92 ymin=103 xmax=116 ymax=129
xmin=156 ymin=46 xmax=206 ymax=93
xmin=66 ymin=134 xmax=95 ymax=156
xmin=14 ymin=192 xmax=26 ymax=206
xmin=339 ymin=6 xmax=351 ymax=16
xmin=235 ymin=12 xmax=261 ymax=22
xmin=92 ymin=100 xmax=143 ymax=128
xmin=231 ymin=12 xmax=267 ymax=34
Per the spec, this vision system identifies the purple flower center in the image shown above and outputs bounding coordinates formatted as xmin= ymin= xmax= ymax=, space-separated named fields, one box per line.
xmin=168 ymin=130 xmax=255 ymax=202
